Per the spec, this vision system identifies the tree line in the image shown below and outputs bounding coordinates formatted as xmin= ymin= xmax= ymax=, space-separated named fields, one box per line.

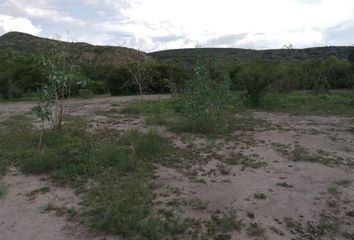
xmin=1 ymin=47 xmax=354 ymax=100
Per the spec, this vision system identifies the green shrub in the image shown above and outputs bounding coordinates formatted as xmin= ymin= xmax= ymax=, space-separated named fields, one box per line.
xmin=134 ymin=129 xmax=169 ymax=160
xmin=78 ymin=88 xmax=93 ymax=98
xmin=106 ymin=66 xmax=137 ymax=96
xmin=232 ymin=59 xmax=274 ymax=106
xmin=177 ymin=52 xmax=232 ymax=133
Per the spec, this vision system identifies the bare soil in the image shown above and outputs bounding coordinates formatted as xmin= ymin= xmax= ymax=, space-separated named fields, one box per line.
xmin=1 ymin=95 xmax=353 ymax=240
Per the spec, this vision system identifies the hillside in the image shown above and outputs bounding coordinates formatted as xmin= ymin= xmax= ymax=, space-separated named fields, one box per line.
xmin=0 ymin=32 xmax=148 ymax=65
xmin=1 ymin=32 xmax=352 ymax=66
xmin=149 ymin=46 xmax=353 ymax=65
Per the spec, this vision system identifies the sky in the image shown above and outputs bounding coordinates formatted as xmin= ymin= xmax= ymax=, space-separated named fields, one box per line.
xmin=0 ymin=0 xmax=354 ymax=52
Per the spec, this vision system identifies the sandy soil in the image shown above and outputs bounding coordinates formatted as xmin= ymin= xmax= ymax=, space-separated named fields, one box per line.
xmin=1 ymin=95 xmax=353 ymax=240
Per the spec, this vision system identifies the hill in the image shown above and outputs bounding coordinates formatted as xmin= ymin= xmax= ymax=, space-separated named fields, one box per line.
xmin=0 ymin=32 xmax=148 ymax=65
xmin=149 ymin=47 xmax=353 ymax=65
xmin=1 ymin=32 xmax=352 ymax=66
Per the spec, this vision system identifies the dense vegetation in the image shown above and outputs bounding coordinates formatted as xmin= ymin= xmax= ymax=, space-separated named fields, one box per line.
xmin=1 ymin=32 xmax=353 ymax=101
xmin=1 ymin=47 xmax=353 ymax=101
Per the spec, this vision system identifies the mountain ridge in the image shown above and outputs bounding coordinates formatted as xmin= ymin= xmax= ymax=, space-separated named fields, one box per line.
xmin=1 ymin=32 xmax=353 ymax=66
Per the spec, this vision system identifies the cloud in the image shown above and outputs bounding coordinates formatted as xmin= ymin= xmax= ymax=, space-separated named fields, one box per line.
xmin=323 ymin=19 xmax=354 ymax=46
xmin=152 ymin=34 xmax=186 ymax=43
xmin=1 ymin=0 xmax=354 ymax=51
xmin=23 ymin=7 xmax=85 ymax=25
xmin=0 ymin=14 xmax=41 ymax=35
xmin=7 ymin=0 xmax=85 ymax=25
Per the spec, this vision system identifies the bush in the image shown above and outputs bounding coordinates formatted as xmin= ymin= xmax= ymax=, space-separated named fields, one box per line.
xmin=78 ymin=89 xmax=93 ymax=98
xmin=177 ymin=53 xmax=232 ymax=133
xmin=106 ymin=66 xmax=137 ymax=96
xmin=86 ymin=80 xmax=106 ymax=94
xmin=233 ymin=59 xmax=274 ymax=106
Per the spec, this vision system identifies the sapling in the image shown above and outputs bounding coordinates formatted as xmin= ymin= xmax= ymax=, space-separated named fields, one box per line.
xmin=31 ymin=85 xmax=54 ymax=151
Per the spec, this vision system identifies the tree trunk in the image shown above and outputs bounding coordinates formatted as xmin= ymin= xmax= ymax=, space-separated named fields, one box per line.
xmin=38 ymin=121 xmax=44 ymax=151
xmin=138 ymin=84 xmax=144 ymax=101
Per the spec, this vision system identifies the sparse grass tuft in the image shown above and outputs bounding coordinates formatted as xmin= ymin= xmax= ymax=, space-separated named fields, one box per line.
xmin=0 ymin=182 xmax=7 ymax=197
xmin=258 ymin=91 xmax=354 ymax=116
xmin=334 ymin=179 xmax=352 ymax=187
xmin=254 ymin=193 xmax=267 ymax=200
xmin=190 ymin=198 xmax=208 ymax=210
xmin=217 ymin=163 xmax=232 ymax=175
xmin=276 ymin=182 xmax=294 ymax=188
xmin=226 ymin=152 xmax=267 ymax=169
xmin=247 ymin=222 xmax=265 ymax=239
xmin=208 ymin=209 xmax=243 ymax=235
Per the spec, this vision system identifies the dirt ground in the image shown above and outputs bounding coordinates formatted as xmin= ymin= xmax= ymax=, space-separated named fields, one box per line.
xmin=0 ymin=95 xmax=353 ymax=240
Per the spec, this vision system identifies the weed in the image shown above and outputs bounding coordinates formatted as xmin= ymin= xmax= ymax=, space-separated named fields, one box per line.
xmin=335 ymin=179 xmax=352 ymax=187
xmin=26 ymin=186 xmax=51 ymax=199
xmin=254 ymin=193 xmax=267 ymax=200
xmin=226 ymin=152 xmax=267 ymax=169
xmin=328 ymin=186 xmax=340 ymax=196
xmin=40 ymin=202 xmax=57 ymax=213
xmin=247 ymin=222 xmax=266 ymax=239
xmin=208 ymin=209 xmax=242 ymax=234
xmin=343 ymin=231 xmax=354 ymax=239
xmin=190 ymin=198 xmax=208 ymax=210
xmin=134 ymin=129 xmax=170 ymax=160
xmin=291 ymin=145 xmax=320 ymax=163
xmin=0 ymin=182 xmax=7 ymax=197
xmin=214 ymin=234 xmax=232 ymax=240
xmin=217 ymin=163 xmax=232 ymax=175
xmin=232 ymin=113 xmax=273 ymax=131
xmin=345 ymin=210 xmax=354 ymax=217
xmin=276 ymin=182 xmax=294 ymax=188
xmin=327 ymin=198 xmax=338 ymax=208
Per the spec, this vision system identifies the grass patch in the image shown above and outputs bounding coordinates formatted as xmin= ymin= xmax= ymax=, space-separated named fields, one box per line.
xmin=121 ymin=97 xmax=238 ymax=135
xmin=207 ymin=209 xmax=243 ymax=235
xmin=0 ymin=182 xmax=7 ymax=197
xmin=258 ymin=90 xmax=354 ymax=116
xmin=0 ymin=114 xmax=193 ymax=239
xmin=226 ymin=152 xmax=267 ymax=169
xmin=247 ymin=222 xmax=265 ymax=239
xmin=290 ymin=145 xmax=354 ymax=167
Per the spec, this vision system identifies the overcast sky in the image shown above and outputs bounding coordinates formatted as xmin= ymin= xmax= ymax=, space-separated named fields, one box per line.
xmin=0 ymin=0 xmax=354 ymax=52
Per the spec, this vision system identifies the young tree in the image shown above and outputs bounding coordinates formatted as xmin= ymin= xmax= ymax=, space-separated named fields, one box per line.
xmin=31 ymin=86 xmax=54 ymax=150
xmin=117 ymin=39 xmax=151 ymax=100
xmin=178 ymin=48 xmax=232 ymax=133
xmin=33 ymin=42 xmax=84 ymax=133
xmin=125 ymin=60 xmax=152 ymax=100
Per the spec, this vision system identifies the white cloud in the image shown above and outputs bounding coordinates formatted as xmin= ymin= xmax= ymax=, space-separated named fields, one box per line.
xmin=0 ymin=14 xmax=41 ymax=35
xmin=1 ymin=0 xmax=354 ymax=51
xmin=23 ymin=7 xmax=85 ymax=25
xmin=117 ymin=0 xmax=354 ymax=50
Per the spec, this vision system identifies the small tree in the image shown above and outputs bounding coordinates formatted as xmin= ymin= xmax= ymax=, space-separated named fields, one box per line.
xmin=178 ymin=48 xmax=232 ymax=133
xmin=117 ymin=40 xmax=151 ymax=100
xmin=124 ymin=60 xmax=152 ymax=100
xmin=32 ymin=42 xmax=84 ymax=135
xmin=31 ymin=85 xmax=54 ymax=150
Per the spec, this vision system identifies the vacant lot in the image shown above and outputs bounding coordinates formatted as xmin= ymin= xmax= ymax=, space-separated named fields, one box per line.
xmin=1 ymin=94 xmax=353 ymax=240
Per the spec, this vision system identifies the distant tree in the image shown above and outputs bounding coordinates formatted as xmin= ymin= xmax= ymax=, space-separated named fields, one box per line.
xmin=282 ymin=43 xmax=294 ymax=49
xmin=232 ymin=59 xmax=274 ymax=106
xmin=107 ymin=66 xmax=136 ymax=96
xmin=348 ymin=47 xmax=354 ymax=67
xmin=124 ymin=60 xmax=152 ymax=100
